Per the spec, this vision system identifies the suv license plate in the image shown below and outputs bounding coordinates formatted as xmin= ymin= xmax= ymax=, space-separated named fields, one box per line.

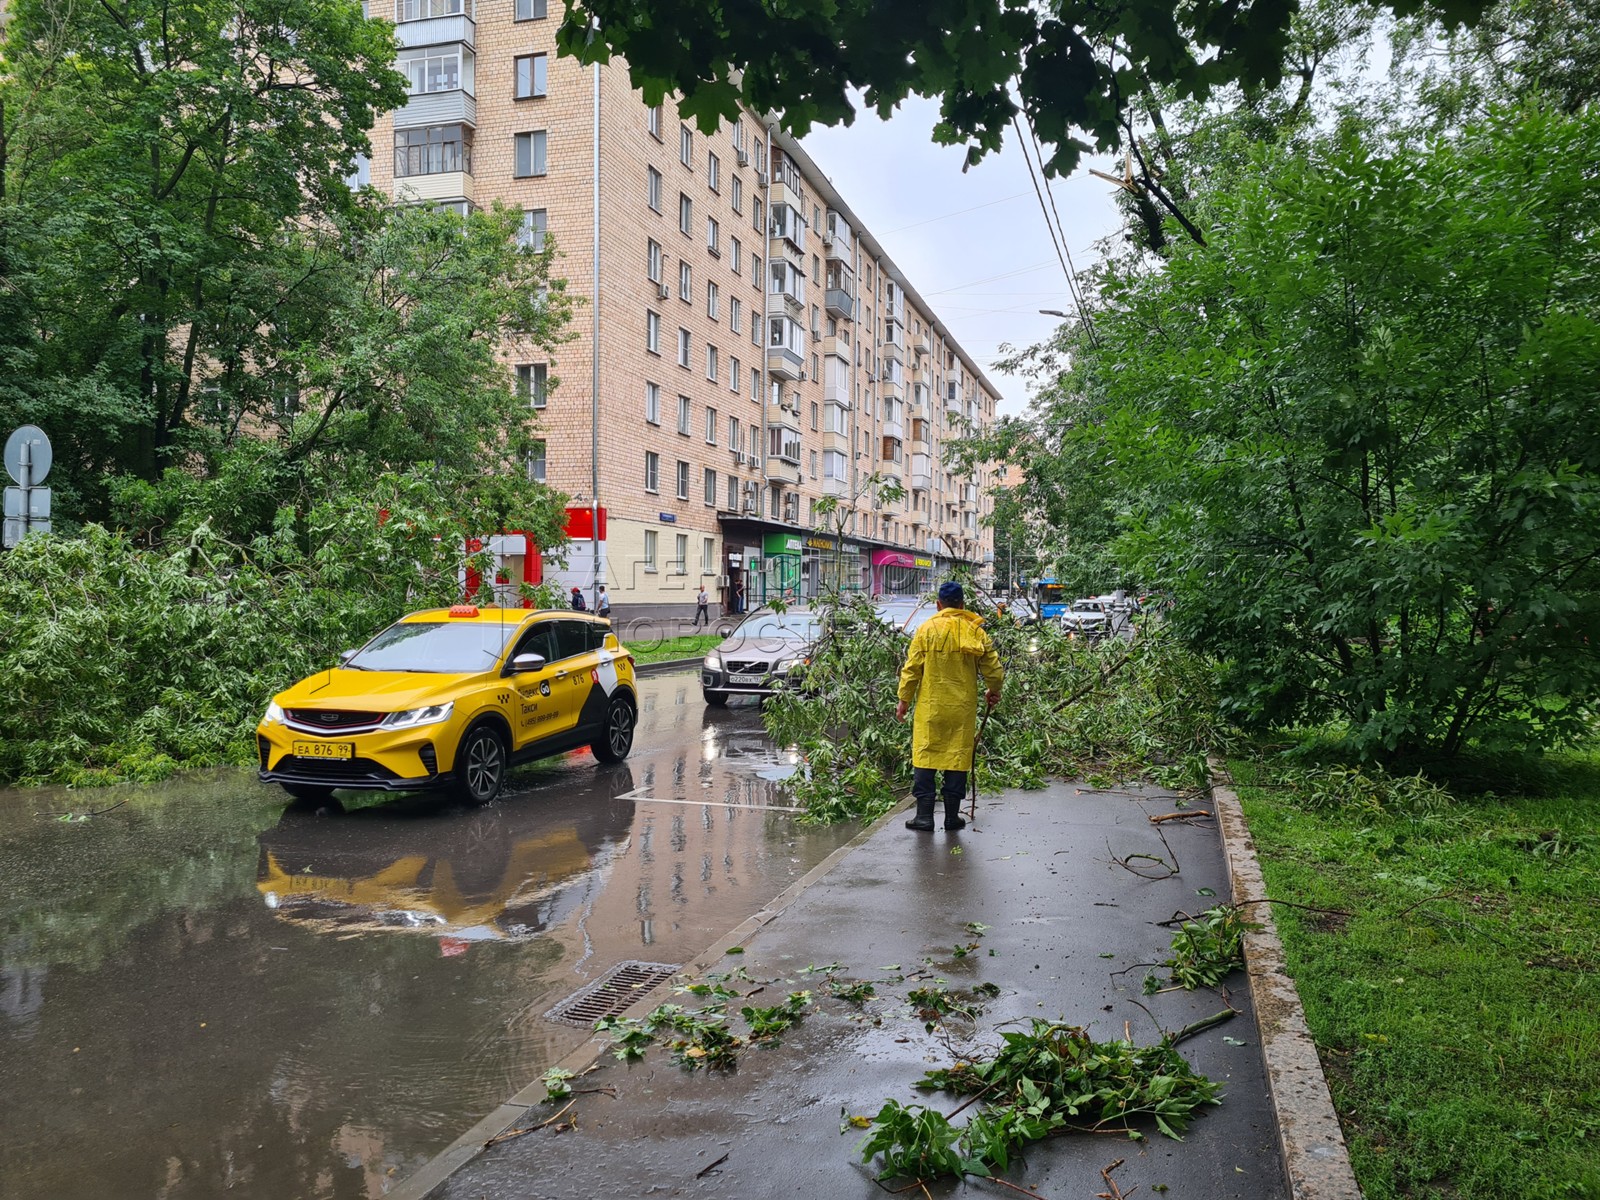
xmin=292 ymin=740 xmax=354 ymax=759
xmin=728 ymin=673 xmax=765 ymax=685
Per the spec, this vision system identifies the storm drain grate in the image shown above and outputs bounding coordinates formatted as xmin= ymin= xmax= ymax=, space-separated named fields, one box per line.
xmin=544 ymin=960 xmax=682 ymax=1027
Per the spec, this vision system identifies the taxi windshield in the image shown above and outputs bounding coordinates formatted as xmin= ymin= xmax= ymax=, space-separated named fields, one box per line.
xmin=736 ymin=614 xmax=823 ymax=640
xmin=348 ymin=621 xmax=518 ymax=673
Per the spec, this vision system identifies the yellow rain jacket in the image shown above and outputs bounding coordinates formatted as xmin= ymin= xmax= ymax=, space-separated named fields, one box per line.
xmin=897 ymin=608 xmax=1005 ymax=771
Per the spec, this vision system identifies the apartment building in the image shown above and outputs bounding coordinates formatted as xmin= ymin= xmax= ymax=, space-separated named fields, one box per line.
xmin=364 ymin=0 xmax=1000 ymax=616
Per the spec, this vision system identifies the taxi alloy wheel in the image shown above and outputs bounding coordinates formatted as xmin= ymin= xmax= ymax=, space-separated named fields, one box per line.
xmin=593 ymin=696 xmax=635 ymax=763
xmin=453 ymin=723 xmax=507 ymax=804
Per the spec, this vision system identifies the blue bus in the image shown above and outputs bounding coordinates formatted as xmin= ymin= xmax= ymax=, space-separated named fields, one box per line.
xmin=1032 ymin=577 xmax=1070 ymax=621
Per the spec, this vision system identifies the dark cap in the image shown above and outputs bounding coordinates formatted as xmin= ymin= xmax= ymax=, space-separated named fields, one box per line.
xmin=937 ymin=581 xmax=964 ymax=606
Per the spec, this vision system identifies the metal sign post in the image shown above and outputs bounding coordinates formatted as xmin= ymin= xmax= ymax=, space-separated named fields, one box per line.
xmin=3 ymin=425 xmax=53 ymax=548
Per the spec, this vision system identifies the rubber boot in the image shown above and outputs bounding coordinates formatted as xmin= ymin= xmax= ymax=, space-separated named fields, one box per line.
xmin=943 ymin=795 xmax=966 ymax=831
xmin=905 ymin=794 xmax=936 ymax=831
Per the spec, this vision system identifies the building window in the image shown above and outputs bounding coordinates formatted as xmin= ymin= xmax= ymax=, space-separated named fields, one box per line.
xmin=731 ymin=176 xmax=742 ymax=214
xmin=515 ymin=363 xmax=547 ymax=409
xmin=707 ymin=151 xmax=720 ymax=192
xmin=704 ymin=406 xmax=718 ymax=444
xmin=727 ymin=475 xmax=739 ymax=509
xmin=752 ymin=253 xmax=762 ymax=291
xmin=809 ymin=449 xmax=818 ymax=478
xmin=678 ymin=259 xmax=692 ymax=302
xmin=645 ymin=381 xmax=661 ymax=423
xmin=643 ymin=529 xmax=658 ymax=570
xmin=398 ymin=45 xmax=474 ymax=95
xmin=753 ymin=197 xmax=764 ymax=234
xmin=394 ymin=124 xmax=472 ymax=177
xmin=516 ymin=207 xmax=547 ymax=250
xmin=702 ymin=536 xmax=716 ymax=572
xmin=646 ymin=103 xmax=662 ymax=139
xmin=526 ymin=440 xmax=546 ymax=482
xmin=703 ymin=468 xmax=717 ymax=506
xmin=513 ymin=130 xmax=547 ymax=177
xmin=728 ymin=415 xmax=741 ymax=451
xmin=750 ymin=366 xmax=759 ymax=399
xmin=706 ymin=216 xmax=720 ymax=256
xmin=729 ymin=297 xmax=741 ymax=335
xmin=674 ymin=532 xmax=688 ymax=575
xmin=679 ymin=193 xmax=692 ymax=236
xmin=676 ymin=460 xmax=690 ymax=500
xmin=731 ymin=237 xmax=742 ymax=275
xmin=810 ymin=401 xmax=818 ymax=430
xmin=677 ymin=393 xmax=691 ymax=434
xmin=729 ymin=356 xmax=740 ymax=392
xmin=680 ymin=124 xmax=693 ymax=166
xmin=644 ymin=451 xmax=660 ymax=493
xmin=751 ymin=314 xmax=760 ymax=348
xmin=677 ymin=328 xmax=691 ymax=368
xmin=647 ymin=166 xmax=662 ymax=212
xmin=647 ymin=238 xmax=662 ymax=283
xmin=707 ymin=282 xmax=719 ymax=320
xmin=646 ymin=310 xmax=661 ymax=354
xmin=705 ymin=344 xmax=718 ymax=381
xmin=514 ymin=0 xmax=547 ymax=18
xmin=514 ymin=53 xmax=547 ymax=99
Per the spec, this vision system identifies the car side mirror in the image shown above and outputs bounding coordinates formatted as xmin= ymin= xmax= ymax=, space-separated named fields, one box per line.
xmin=716 ymin=625 xmax=733 ymax=638
xmin=508 ymin=652 xmax=546 ymax=673
xmin=338 ymin=649 xmax=358 ymax=665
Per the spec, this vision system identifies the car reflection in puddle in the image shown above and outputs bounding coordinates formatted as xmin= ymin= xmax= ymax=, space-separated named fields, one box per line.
xmin=256 ymin=764 xmax=637 ymax=948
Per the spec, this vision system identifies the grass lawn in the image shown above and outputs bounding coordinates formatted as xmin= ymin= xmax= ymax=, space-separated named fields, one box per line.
xmin=622 ymin=633 xmax=721 ymax=666
xmin=1231 ymin=752 xmax=1600 ymax=1200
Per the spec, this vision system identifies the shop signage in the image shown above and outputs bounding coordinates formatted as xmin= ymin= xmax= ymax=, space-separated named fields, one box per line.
xmin=763 ymin=532 xmax=803 ymax=555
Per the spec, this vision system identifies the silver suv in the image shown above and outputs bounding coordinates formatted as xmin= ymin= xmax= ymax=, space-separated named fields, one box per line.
xmin=701 ymin=608 xmax=825 ymax=705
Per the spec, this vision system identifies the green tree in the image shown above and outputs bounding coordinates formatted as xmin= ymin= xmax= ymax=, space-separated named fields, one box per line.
xmin=555 ymin=0 xmax=1491 ymax=180
xmin=1075 ymin=103 xmax=1600 ymax=756
xmin=0 ymin=0 xmax=405 ymax=516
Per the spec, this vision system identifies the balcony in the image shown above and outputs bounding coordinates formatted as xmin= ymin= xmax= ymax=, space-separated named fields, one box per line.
xmin=821 ymin=475 xmax=849 ymax=498
xmin=911 ymin=468 xmax=932 ymax=491
xmin=824 ymin=211 xmax=855 ymax=260
xmin=910 ymin=430 xmax=930 ymax=456
xmin=767 ymin=350 xmax=803 ymax=380
xmin=394 ymin=88 xmax=477 ymax=130
xmin=394 ymin=12 xmax=475 ymax=47
xmin=880 ymin=374 xmax=903 ymax=400
xmin=771 ymin=160 xmax=806 ymax=215
xmin=766 ymin=455 xmax=802 ymax=485
xmin=766 ymin=290 xmax=805 ymax=322
xmin=820 ymin=428 xmax=850 ymax=454
xmin=766 ymin=401 xmax=801 ymax=428
xmin=392 ymin=171 xmax=474 ymax=205
xmin=883 ymin=414 xmax=905 ymax=441
xmin=823 ymin=334 xmax=852 ymax=360
xmin=825 ymin=286 xmax=854 ymax=320
xmin=822 ymin=373 xmax=849 ymax=406
xmin=881 ymin=336 xmax=903 ymax=365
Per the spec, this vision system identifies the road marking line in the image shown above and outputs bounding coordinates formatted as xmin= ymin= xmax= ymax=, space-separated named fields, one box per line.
xmin=615 ymin=790 xmax=805 ymax=814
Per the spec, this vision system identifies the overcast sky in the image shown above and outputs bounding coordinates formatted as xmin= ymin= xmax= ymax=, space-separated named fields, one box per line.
xmin=801 ymin=97 xmax=1127 ymax=418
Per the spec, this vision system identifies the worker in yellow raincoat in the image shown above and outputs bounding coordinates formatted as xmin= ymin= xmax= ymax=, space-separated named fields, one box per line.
xmin=895 ymin=581 xmax=1004 ymax=831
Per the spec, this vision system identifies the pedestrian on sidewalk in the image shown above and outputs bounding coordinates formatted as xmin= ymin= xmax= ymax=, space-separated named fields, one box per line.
xmin=895 ymin=581 xmax=1003 ymax=831
xmin=570 ymin=585 xmax=587 ymax=611
xmin=693 ymin=584 xmax=710 ymax=628
xmin=596 ymin=585 xmax=611 ymax=620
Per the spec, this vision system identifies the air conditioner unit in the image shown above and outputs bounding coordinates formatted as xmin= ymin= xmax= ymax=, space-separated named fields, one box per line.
xmin=743 ymin=480 xmax=759 ymax=495
xmin=656 ymin=281 xmax=670 ymax=300
xmin=741 ymin=499 xmax=758 ymax=514
xmin=755 ymin=170 xmax=769 ymax=188
xmin=821 ymin=231 xmax=834 ymax=247
xmin=783 ymin=495 xmax=798 ymax=521
xmin=798 ymin=370 xmax=808 ymax=382
xmin=735 ymin=149 xmax=750 ymax=167
xmin=810 ymin=329 xmax=821 ymax=342
xmin=734 ymin=450 xmax=747 ymax=465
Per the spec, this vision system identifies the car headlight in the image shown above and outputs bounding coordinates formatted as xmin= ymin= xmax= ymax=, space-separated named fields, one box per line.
xmin=262 ymin=701 xmax=285 ymax=724
xmin=704 ymin=653 xmax=723 ymax=671
xmin=381 ymin=701 xmax=454 ymax=730
xmin=775 ymin=656 xmax=807 ymax=674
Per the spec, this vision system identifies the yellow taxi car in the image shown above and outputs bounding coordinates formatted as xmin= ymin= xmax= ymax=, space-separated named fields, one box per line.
xmin=257 ymin=605 xmax=638 ymax=805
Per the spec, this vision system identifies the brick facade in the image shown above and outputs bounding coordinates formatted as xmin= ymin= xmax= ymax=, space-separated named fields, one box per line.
xmin=369 ymin=0 xmax=999 ymax=615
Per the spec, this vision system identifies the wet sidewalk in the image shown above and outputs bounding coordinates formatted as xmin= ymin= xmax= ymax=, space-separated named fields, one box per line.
xmin=397 ymin=781 xmax=1292 ymax=1200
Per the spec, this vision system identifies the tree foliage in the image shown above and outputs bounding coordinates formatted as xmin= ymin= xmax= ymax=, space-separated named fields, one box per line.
xmin=555 ymin=0 xmax=1492 ymax=177
xmin=1065 ymin=102 xmax=1600 ymax=757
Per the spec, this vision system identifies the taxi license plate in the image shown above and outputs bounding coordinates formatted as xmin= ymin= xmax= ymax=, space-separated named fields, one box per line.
xmin=292 ymin=740 xmax=354 ymax=760
xmin=728 ymin=673 xmax=765 ymax=685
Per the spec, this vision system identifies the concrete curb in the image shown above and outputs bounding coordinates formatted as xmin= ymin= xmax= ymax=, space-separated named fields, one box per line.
xmin=1208 ymin=754 xmax=1363 ymax=1200
xmin=634 ymin=656 xmax=703 ymax=677
xmin=387 ymin=800 xmax=908 ymax=1200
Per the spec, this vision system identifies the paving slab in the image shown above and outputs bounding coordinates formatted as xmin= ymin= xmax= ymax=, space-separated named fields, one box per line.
xmin=414 ymin=781 xmax=1292 ymax=1200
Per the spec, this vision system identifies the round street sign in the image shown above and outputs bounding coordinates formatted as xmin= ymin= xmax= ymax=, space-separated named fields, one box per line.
xmin=4 ymin=426 xmax=52 ymax=486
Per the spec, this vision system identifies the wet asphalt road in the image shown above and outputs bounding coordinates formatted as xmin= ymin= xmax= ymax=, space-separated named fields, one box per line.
xmin=0 ymin=671 xmax=855 ymax=1200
